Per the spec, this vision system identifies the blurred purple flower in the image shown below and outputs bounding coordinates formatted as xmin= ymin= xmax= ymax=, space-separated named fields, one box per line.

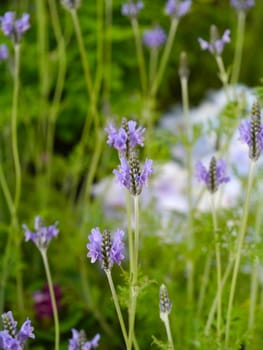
xmin=113 ymin=156 xmax=153 ymax=196
xmin=0 ymin=12 xmax=30 ymax=43
xmin=165 ymin=0 xmax=192 ymax=18
xmin=61 ymin=0 xmax=81 ymax=10
xmin=239 ymin=101 xmax=263 ymax=161
xmin=23 ymin=216 xmax=59 ymax=251
xmin=199 ymin=28 xmax=230 ymax=56
xmin=121 ymin=1 xmax=144 ymax=18
xmin=143 ymin=26 xmax=166 ymax=48
xmin=87 ymin=227 xmax=125 ymax=270
xmin=0 ymin=44 xmax=8 ymax=62
xmin=33 ymin=284 xmax=62 ymax=321
xmin=69 ymin=329 xmax=100 ymax=350
xmin=0 ymin=311 xmax=34 ymax=349
xmin=196 ymin=157 xmax=230 ymax=193
xmin=105 ymin=119 xmax=145 ymax=155
xmin=230 ymin=0 xmax=255 ymax=10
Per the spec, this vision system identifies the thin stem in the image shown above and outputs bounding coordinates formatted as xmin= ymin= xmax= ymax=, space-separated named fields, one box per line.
xmin=225 ymin=160 xmax=255 ymax=347
xmin=211 ymin=195 xmax=222 ymax=341
xmin=197 ymin=250 xmax=213 ymax=316
xmin=149 ymin=47 xmax=159 ymax=89
xmin=128 ymin=195 xmax=140 ymax=350
xmin=180 ymin=75 xmax=194 ymax=304
xmin=162 ymin=313 xmax=175 ymax=350
xmin=248 ymin=187 xmax=262 ymax=331
xmin=105 ymin=270 xmax=129 ymax=348
xmin=131 ymin=18 xmax=147 ymax=95
xmin=94 ymin=0 xmax=104 ymax=96
xmin=231 ymin=10 xmax=246 ymax=86
xmin=40 ymin=250 xmax=60 ymax=350
xmin=0 ymin=164 xmax=15 ymax=216
xmin=150 ymin=18 xmax=178 ymax=98
xmin=205 ymin=257 xmax=233 ymax=336
xmin=12 ymin=44 xmax=21 ymax=212
xmin=215 ymin=55 xmax=230 ymax=101
xmin=125 ymin=190 xmax=134 ymax=275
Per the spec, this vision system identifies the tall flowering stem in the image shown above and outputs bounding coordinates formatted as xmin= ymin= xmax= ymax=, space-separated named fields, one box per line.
xmin=230 ymin=10 xmax=246 ymax=85
xmin=159 ymin=284 xmax=174 ymax=350
xmin=179 ymin=52 xmax=194 ymax=304
xmin=225 ymin=160 xmax=255 ymax=346
xmin=150 ymin=18 xmax=178 ymax=98
xmin=105 ymin=270 xmax=129 ymax=348
xmin=23 ymin=217 xmax=60 ymax=350
xmin=40 ymin=250 xmax=60 ymax=350
xmin=210 ymin=194 xmax=222 ymax=341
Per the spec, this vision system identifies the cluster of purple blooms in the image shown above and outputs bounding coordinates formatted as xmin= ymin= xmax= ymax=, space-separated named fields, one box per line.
xmin=230 ymin=0 xmax=255 ymax=10
xmin=0 ymin=12 xmax=30 ymax=43
xmin=165 ymin=0 xmax=192 ymax=18
xmin=121 ymin=1 xmax=144 ymax=18
xmin=198 ymin=27 xmax=231 ymax=56
xmin=196 ymin=158 xmax=230 ymax=194
xmin=0 ymin=311 xmax=34 ymax=349
xmin=23 ymin=216 xmax=59 ymax=251
xmin=87 ymin=228 xmax=125 ymax=270
xmin=143 ymin=26 xmax=167 ymax=49
xmin=69 ymin=329 xmax=100 ymax=350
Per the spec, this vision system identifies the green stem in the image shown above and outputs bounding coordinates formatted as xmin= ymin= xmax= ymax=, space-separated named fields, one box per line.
xmin=162 ymin=313 xmax=175 ymax=350
xmin=103 ymin=0 xmax=113 ymax=108
xmin=205 ymin=257 xmax=233 ymax=336
xmin=12 ymin=44 xmax=21 ymax=213
xmin=225 ymin=160 xmax=255 ymax=347
xmin=211 ymin=195 xmax=222 ymax=341
xmin=94 ymin=0 xmax=104 ymax=96
xmin=150 ymin=18 xmax=178 ymax=98
xmin=0 ymin=164 xmax=15 ymax=216
xmin=126 ymin=190 xmax=134 ymax=275
xmin=40 ymin=250 xmax=60 ymax=350
xmin=230 ymin=11 xmax=246 ymax=86
xmin=215 ymin=55 xmax=230 ymax=100
xmin=105 ymin=270 xmax=129 ymax=348
xmin=128 ymin=195 xmax=140 ymax=350
xmin=131 ymin=18 xmax=147 ymax=96
xmin=248 ymin=186 xmax=262 ymax=331
xmin=180 ymin=75 xmax=194 ymax=304
xmin=197 ymin=250 xmax=213 ymax=316
xmin=149 ymin=47 xmax=159 ymax=89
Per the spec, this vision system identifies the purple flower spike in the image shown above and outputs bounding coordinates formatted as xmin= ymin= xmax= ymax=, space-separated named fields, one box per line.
xmin=0 ymin=11 xmax=30 ymax=43
xmin=165 ymin=0 xmax=192 ymax=18
xmin=230 ymin=0 xmax=255 ymax=11
xmin=239 ymin=100 xmax=263 ymax=161
xmin=87 ymin=228 xmax=125 ymax=270
xmin=0 ymin=44 xmax=8 ymax=62
xmin=196 ymin=157 xmax=230 ymax=193
xmin=199 ymin=27 xmax=230 ymax=56
xmin=114 ymin=154 xmax=153 ymax=196
xmin=105 ymin=119 xmax=145 ymax=155
xmin=23 ymin=216 xmax=59 ymax=251
xmin=121 ymin=1 xmax=144 ymax=18
xmin=143 ymin=26 xmax=167 ymax=49
xmin=0 ymin=311 xmax=35 ymax=349
xmin=69 ymin=329 xmax=100 ymax=350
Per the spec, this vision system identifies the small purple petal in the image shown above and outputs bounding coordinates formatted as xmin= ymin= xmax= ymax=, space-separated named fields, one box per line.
xmin=165 ymin=0 xmax=192 ymax=18
xmin=230 ymin=0 xmax=255 ymax=10
xmin=121 ymin=1 xmax=144 ymax=17
xmin=195 ymin=161 xmax=209 ymax=185
xmin=15 ymin=13 xmax=30 ymax=34
xmin=216 ymin=159 xmax=230 ymax=184
xmin=137 ymin=159 xmax=153 ymax=188
xmin=113 ymin=157 xmax=131 ymax=190
xmin=17 ymin=319 xmax=35 ymax=346
xmin=87 ymin=228 xmax=103 ymax=264
xmin=199 ymin=28 xmax=231 ymax=55
xmin=0 ymin=44 xmax=8 ymax=62
xmin=239 ymin=119 xmax=251 ymax=145
xmin=110 ymin=229 xmax=125 ymax=266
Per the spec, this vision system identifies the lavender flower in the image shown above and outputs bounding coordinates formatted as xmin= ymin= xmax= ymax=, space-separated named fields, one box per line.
xmin=87 ymin=227 xmax=125 ymax=270
xmin=196 ymin=157 xmax=230 ymax=193
xmin=159 ymin=284 xmax=172 ymax=316
xmin=23 ymin=216 xmax=59 ymax=251
xmin=198 ymin=25 xmax=230 ymax=56
xmin=165 ymin=0 xmax=192 ymax=18
xmin=0 ymin=12 xmax=30 ymax=43
xmin=0 ymin=311 xmax=34 ymax=349
xmin=105 ymin=119 xmax=145 ymax=156
xmin=239 ymin=100 xmax=263 ymax=161
xmin=230 ymin=0 xmax=255 ymax=10
xmin=121 ymin=1 xmax=144 ymax=18
xmin=69 ymin=329 xmax=100 ymax=350
xmin=113 ymin=154 xmax=153 ymax=196
xmin=143 ymin=26 xmax=166 ymax=49
xmin=0 ymin=44 xmax=8 ymax=62
xmin=61 ymin=0 xmax=81 ymax=10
